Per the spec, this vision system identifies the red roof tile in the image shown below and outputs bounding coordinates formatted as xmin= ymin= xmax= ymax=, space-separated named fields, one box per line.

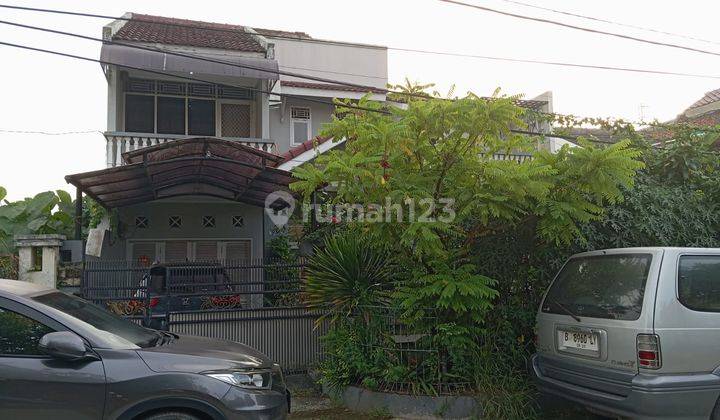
xmin=280 ymin=136 xmax=333 ymax=163
xmin=281 ymin=80 xmax=386 ymax=94
xmin=253 ymin=28 xmax=312 ymax=40
xmin=114 ymin=13 xmax=266 ymax=53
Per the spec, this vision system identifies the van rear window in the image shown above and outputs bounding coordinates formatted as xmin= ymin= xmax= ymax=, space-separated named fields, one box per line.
xmin=542 ymin=254 xmax=652 ymax=320
xmin=678 ymin=255 xmax=720 ymax=312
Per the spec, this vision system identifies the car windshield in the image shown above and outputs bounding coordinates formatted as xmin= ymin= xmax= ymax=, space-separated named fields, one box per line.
xmin=32 ymin=292 xmax=160 ymax=348
xmin=542 ymin=254 xmax=652 ymax=321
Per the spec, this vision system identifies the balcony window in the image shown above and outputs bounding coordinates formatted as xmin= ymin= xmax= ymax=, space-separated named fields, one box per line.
xmin=123 ymin=78 xmax=254 ymax=137
xmin=188 ymin=99 xmax=216 ymax=136
xmin=157 ymin=96 xmax=186 ymax=135
xmin=125 ymin=94 xmax=154 ymax=133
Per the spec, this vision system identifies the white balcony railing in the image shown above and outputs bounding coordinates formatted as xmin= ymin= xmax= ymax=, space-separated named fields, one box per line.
xmin=103 ymin=132 xmax=278 ymax=167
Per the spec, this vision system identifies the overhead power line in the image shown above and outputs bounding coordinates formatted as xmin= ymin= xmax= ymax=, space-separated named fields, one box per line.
xmin=0 ymin=129 xmax=100 ymax=135
xmin=390 ymin=47 xmax=720 ymax=80
xmin=437 ymin=0 xmax=720 ymax=58
xmin=0 ymin=19 xmax=398 ymax=97
xmin=496 ymin=0 xmax=720 ymax=46
xmin=0 ymin=40 xmax=387 ymax=114
xmin=1 ymin=4 xmax=720 ymax=82
xmin=0 ymin=40 xmax=597 ymax=144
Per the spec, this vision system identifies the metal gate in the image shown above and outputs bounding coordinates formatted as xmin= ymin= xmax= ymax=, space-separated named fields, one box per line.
xmin=82 ymin=257 xmax=327 ymax=372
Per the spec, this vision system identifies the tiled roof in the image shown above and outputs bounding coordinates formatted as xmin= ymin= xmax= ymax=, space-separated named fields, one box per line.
xmin=281 ymin=80 xmax=386 ymax=94
xmin=280 ymin=136 xmax=333 ymax=163
xmin=254 ymin=28 xmax=312 ymax=40
xmin=557 ymin=127 xmax=628 ymax=144
xmin=685 ymin=88 xmax=720 ymax=112
xmin=113 ymin=13 xmax=266 ymax=52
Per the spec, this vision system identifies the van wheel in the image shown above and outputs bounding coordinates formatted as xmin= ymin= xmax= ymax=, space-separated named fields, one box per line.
xmin=142 ymin=411 xmax=202 ymax=420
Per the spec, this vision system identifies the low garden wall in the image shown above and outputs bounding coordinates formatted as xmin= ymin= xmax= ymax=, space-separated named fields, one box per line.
xmin=339 ymin=386 xmax=481 ymax=419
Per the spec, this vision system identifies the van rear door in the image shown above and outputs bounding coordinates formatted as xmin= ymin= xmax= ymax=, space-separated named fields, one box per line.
xmin=536 ymin=249 xmax=663 ymax=379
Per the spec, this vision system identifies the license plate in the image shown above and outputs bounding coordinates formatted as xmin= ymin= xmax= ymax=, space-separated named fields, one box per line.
xmin=558 ymin=330 xmax=599 ymax=352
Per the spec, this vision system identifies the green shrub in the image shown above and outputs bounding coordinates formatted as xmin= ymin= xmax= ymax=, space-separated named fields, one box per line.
xmin=305 ymin=232 xmax=394 ymax=324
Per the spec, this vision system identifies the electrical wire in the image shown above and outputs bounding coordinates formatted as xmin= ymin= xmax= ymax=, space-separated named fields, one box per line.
xmin=0 ymin=129 xmax=100 ymax=135
xmin=437 ymin=0 xmax=720 ymax=58
xmin=390 ymin=47 xmax=720 ymax=80
xmin=0 ymin=19 xmax=396 ymax=97
xmin=495 ymin=0 xmax=720 ymax=46
xmin=1 ymin=4 xmax=720 ymax=82
xmin=0 ymin=40 xmax=598 ymax=144
xmin=0 ymin=40 xmax=388 ymax=114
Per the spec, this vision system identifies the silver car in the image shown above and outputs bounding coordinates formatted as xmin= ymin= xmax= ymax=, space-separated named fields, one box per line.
xmin=533 ymin=247 xmax=720 ymax=420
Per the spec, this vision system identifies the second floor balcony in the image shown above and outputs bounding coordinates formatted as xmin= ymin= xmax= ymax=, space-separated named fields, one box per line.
xmin=105 ymin=76 xmax=277 ymax=167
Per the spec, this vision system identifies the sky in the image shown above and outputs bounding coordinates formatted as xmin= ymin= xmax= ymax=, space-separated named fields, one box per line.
xmin=1 ymin=0 xmax=719 ymax=200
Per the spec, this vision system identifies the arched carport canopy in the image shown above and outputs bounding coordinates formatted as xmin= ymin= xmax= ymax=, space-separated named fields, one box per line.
xmin=65 ymin=137 xmax=294 ymax=209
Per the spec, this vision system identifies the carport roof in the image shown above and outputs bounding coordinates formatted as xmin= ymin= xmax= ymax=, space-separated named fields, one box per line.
xmin=65 ymin=137 xmax=294 ymax=209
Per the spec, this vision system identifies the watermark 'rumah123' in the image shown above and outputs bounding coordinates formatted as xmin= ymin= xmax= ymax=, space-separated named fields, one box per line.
xmin=264 ymin=191 xmax=455 ymax=227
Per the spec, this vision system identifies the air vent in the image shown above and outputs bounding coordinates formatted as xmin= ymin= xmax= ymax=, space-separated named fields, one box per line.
xmin=126 ymin=78 xmax=156 ymax=94
xmin=135 ymin=216 xmax=149 ymax=229
xmin=158 ymin=81 xmax=186 ymax=95
xmin=202 ymin=215 xmax=216 ymax=228
xmin=219 ymin=86 xmax=253 ymax=100
xmin=291 ymin=107 xmax=311 ymax=119
xmin=168 ymin=215 xmax=183 ymax=229
xmin=232 ymin=215 xmax=244 ymax=228
xmin=188 ymin=83 xmax=216 ymax=97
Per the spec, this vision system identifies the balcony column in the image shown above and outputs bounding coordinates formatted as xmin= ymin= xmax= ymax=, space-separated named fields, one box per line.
xmin=261 ymin=81 xmax=270 ymax=139
xmin=115 ymin=137 xmax=124 ymax=166
xmin=106 ymin=137 xmax=114 ymax=167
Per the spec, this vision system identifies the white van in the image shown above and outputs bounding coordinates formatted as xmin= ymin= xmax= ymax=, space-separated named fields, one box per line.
xmin=533 ymin=247 xmax=720 ymax=420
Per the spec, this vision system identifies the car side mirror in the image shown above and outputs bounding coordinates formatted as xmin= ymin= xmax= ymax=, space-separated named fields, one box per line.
xmin=39 ymin=331 xmax=95 ymax=362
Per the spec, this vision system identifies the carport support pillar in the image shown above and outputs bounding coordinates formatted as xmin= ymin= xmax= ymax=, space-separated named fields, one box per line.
xmin=75 ymin=188 xmax=83 ymax=241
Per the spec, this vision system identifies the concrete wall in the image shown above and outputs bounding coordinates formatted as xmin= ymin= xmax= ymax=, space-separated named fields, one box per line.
xmin=271 ymin=38 xmax=387 ymax=89
xmin=101 ymin=198 xmax=265 ymax=261
xmin=269 ymin=96 xmax=335 ymax=154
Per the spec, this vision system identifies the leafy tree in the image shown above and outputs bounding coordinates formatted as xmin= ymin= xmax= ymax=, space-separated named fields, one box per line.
xmin=292 ymin=91 xmax=643 ymax=324
xmin=0 ymin=189 xmax=76 ymax=254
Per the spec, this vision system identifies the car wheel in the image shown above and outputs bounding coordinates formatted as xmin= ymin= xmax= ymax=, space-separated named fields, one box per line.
xmin=712 ymin=397 xmax=720 ymax=420
xmin=142 ymin=411 xmax=202 ymax=420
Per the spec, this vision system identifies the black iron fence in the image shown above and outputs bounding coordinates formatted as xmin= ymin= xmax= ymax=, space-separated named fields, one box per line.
xmin=333 ymin=306 xmax=473 ymax=395
xmin=81 ymin=257 xmax=326 ymax=372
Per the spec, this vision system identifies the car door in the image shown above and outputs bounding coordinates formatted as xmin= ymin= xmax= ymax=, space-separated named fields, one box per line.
xmin=0 ymin=297 xmax=106 ymax=420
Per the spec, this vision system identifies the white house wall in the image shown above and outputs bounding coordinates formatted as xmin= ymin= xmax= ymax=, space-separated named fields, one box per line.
xmin=269 ymin=97 xmax=335 ymax=154
xmin=271 ymin=38 xmax=387 ymax=88
xmin=99 ymin=199 xmax=265 ymax=261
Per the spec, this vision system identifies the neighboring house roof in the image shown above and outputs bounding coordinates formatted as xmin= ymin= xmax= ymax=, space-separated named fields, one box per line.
xmin=555 ymin=127 xmax=639 ymax=144
xmin=253 ymin=28 xmax=312 ymax=40
xmin=510 ymin=99 xmax=548 ymax=111
xmin=113 ymin=13 xmax=269 ymax=52
xmin=281 ymin=81 xmax=386 ymax=94
xmin=684 ymin=88 xmax=720 ymax=113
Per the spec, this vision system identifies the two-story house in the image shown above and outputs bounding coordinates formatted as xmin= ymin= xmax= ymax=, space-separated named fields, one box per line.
xmin=64 ymin=13 xmax=556 ymax=266
xmin=65 ymin=13 xmax=388 ymax=264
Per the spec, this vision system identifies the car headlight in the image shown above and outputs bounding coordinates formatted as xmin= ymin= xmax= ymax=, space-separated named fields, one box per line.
xmin=205 ymin=370 xmax=272 ymax=389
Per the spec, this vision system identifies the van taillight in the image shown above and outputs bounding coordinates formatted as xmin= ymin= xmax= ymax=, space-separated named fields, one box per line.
xmin=637 ymin=334 xmax=661 ymax=369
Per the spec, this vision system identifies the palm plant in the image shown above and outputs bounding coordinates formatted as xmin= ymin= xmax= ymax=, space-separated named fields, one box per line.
xmin=304 ymin=233 xmax=394 ymax=325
